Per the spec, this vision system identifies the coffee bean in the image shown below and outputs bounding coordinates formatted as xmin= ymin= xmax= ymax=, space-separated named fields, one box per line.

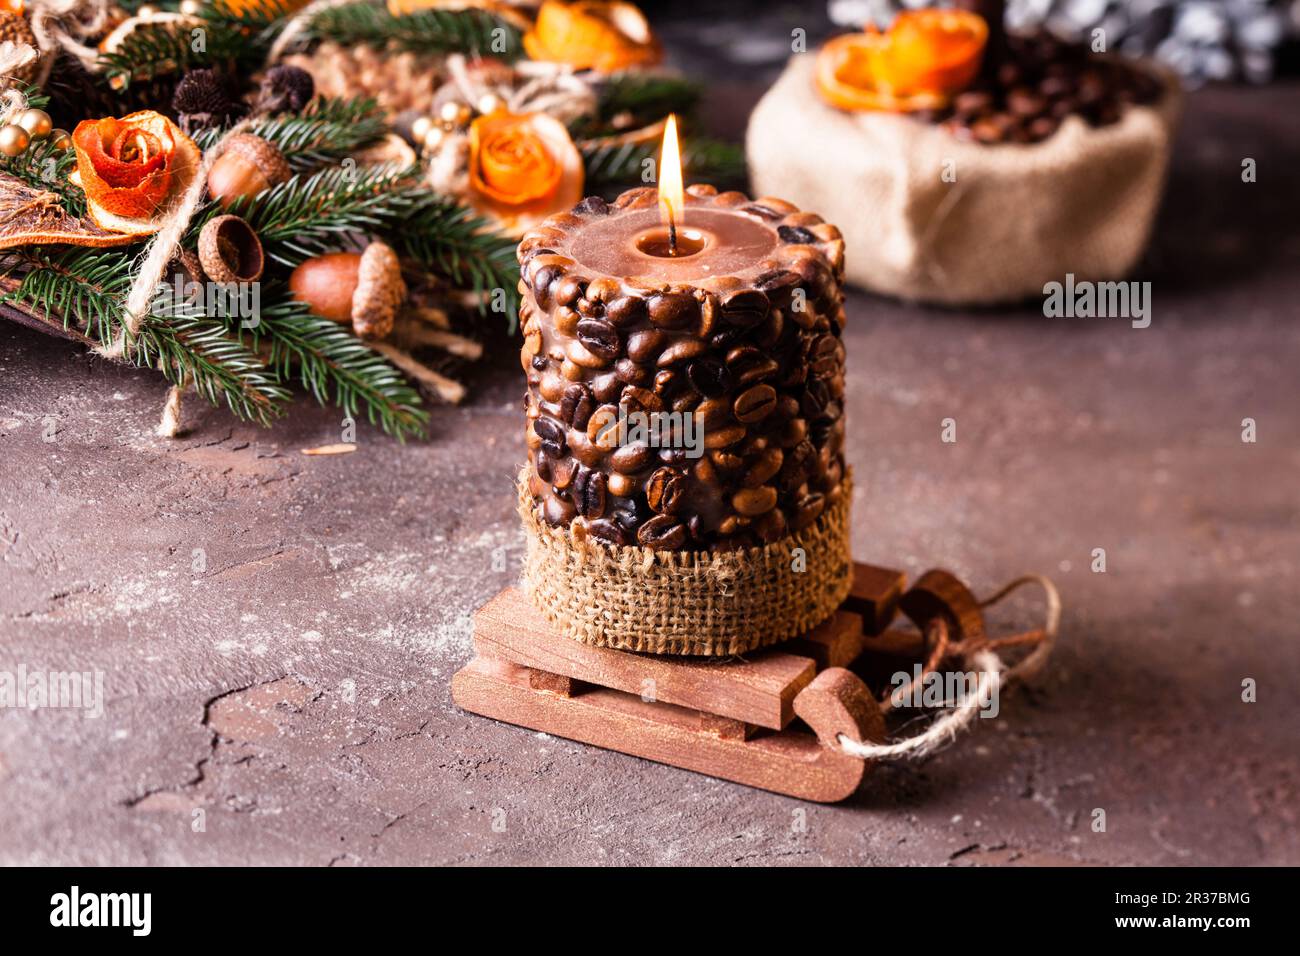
xmin=589 ymin=371 xmax=623 ymax=404
xmin=653 ymin=368 xmax=678 ymax=395
xmin=792 ymin=491 xmax=825 ymax=529
xmin=743 ymin=446 xmax=783 ymax=487
xmin=755 ymin=270 xmax=800 ymax=300
xmin=576 ymin=317 xmax=621 ymax=363
xmin=779 ymin=440 xmax=815 ymax=490
xmin=658 ymin=338 xmax=709 ymax=367
xmin=647 ymin=292 xmax=699 ymax=330
xmin=733 ymin=383 xmax=777 ymax=423
xmin=802 ymin=378 xmax=829 ymax=418
xmin=777 ymin=225 xmax=818 ymax=245
xmin=637 ymin=514 xmax=687 ymax=549
xmin=607 ymin=472 xmax=637 ymax=497
xmin=620 ymin=385 xmax=663 ymax=416
xmin=754 ymin=508 xmax=787 ymax=543
xmin=711 ymin=449 xmax=743 ymax=471
xmin=605 ymin=294 xmax=648 ymax=327
xmin=687 ymin=358 xmax=731 ymax=398
xmin=726 ymin=346 xmax=779 ymax=385
xmin=1007 ymin=87 xmax=1046 ymax=117
xmin=743 ymin=204 xmax=784 ymax=220
xmin=732 ymin=485 xmax=777 ymax=517
xmin=573 ymin=196 xmax=610 ymax=216
xmin=588 ymin=518 xmax=628 ymax=546
xmin=1029 ymin=116 xmax=1059 ymax=140
xmin=610 ymin=442 xmax=652 ymax=474
xmin=543 ymin=495 xmax=576 ymax=526
xmin=566 ymin=340 xmax=609 ymax=370
xmin=954 ymin=90 xmax=993 ymax=116
xmin=550 ymin=455 xmax=576 ymax=489
xmin=530 ymin=354 xmax=548 ymax=372
xmin=553 ymin=275 xmax=585 ymax=307
xmin=533 ymin=416 xmax=567 ymax=456
xmin=658 ymin=448 xmax=688 ymax=466
xmin=704 ymin=424 xmax=746 ymax=449
xmin=534 ymin=452 xmax=553 ymax=483
xmin=615 ymin=357 xmax=651 ymax=385
xmin=587 ymin=404 xmax=619 ymax=449
xmin=560 ymin=382 xmax=594 ymax=431
xmin=719 ymin=288 xmax=770 ymax=328
xmin=578 ymin=470 xmax=607 ymax=518
xmin=646 ymin=466 xmax=689 ymax=514
xmin=809 ymin=334 xmax=840 ymax=377
xmin=625 ymin=329 xmax=665 ymax=364
xmin=695 ymin=396 xmax=733 ymax=431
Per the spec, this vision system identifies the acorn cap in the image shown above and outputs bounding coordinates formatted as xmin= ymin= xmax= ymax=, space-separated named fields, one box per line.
xmin=222 ymin=133 xmax=292 ymax=189
xmin=198 ymin=214 xmax=264 ymax=283
xmin=351 ymin=241 xmax=405 ymax=340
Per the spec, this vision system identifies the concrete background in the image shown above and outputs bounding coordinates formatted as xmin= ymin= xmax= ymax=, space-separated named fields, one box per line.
xmin=1 ymin=59 xmax=1297 ymax=863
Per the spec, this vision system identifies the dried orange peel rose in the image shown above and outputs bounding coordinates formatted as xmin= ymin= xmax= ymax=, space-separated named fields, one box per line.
xmin=70 ymin=111 xmax=201 ymax=237
xmin=815 ymin=10 xmax=988 ymax=112
xmin=523 ymin=0 xmax=661 ymax=73
xmin=467 ymin=110 xmax=583 ymax=236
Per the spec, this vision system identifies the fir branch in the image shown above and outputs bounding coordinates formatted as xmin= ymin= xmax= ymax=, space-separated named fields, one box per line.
xmin=97 ymin=16 xmax=261 ymax=89
xmin=202 ymin=0 xmax=297 ymax=33
xmin=581 ymin=136 xmax=747 ymax=193
xmin=2 ymin=247 xmax=287 ymax=425
xmin=195 ymin=162 xmax=419 ymax=266
xmin=254 ymin=292 xmax=428 ymax=440
xmin=387 ymin=195 xmax=520 ymax=326
xmin=305 ymin=2 xmax=523 ymax=58
xmin=193 ymin=97 xmax=389 ymax=172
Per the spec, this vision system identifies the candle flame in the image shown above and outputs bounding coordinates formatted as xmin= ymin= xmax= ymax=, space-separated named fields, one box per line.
xmin=658 ymin=113 xmax=683 ymax=232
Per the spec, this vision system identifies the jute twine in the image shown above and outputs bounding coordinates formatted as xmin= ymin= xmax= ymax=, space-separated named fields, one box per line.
xmin=519 ymin=468 xmax=853 ymax=656
xmin=837 ymin=574 xmax=1061 ymax=761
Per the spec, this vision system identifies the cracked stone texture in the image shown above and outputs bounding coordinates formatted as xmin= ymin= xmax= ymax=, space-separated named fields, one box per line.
xmin=1 ymin=78 xmax=1298 ymax=866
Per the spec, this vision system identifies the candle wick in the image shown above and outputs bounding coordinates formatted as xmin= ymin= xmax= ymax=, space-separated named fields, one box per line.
xmin=668 ymin=219 xmax=678 ymax=257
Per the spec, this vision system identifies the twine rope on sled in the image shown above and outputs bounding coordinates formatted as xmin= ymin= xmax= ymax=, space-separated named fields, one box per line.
xmin=837 ymin=574 xmax=1061 ymax=761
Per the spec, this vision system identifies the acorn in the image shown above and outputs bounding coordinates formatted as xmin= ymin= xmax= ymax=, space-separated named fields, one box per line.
xmin=198 ymin=214 xmax=264 ymax=283
xmin=206 ymin=134 xmax=291 ymax=209
xmin=288 ymin=241 xmax=406 ymax=339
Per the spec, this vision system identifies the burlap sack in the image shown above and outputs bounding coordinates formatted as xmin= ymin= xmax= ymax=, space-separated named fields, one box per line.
xmin=519 ymin=471 xmax=853 ymax=656
xmin=747 ymin=54 xmax=1181 ymax=305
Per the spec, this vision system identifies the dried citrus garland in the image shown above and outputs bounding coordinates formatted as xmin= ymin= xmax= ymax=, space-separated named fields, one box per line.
xmin=815 ymin=9 xmax=988 ymax=112
xmin=523 ymin=0 xmax=662 ymax=73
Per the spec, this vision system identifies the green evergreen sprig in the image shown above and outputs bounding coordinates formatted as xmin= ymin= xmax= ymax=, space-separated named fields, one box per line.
xmin=304 ymin=2 xmax=523 ymax=57
xmin=96 ymin=17 xmax=260 ymax=90
xmin=0 ymin=140 xmax=86 ymax=217
xmin=570 ymin=74 xmax=704 ymax=138
xmin=193 ymin=97 xmax=390 ymax=173
xmin=254 ymin=291 xmax=428 ymax=439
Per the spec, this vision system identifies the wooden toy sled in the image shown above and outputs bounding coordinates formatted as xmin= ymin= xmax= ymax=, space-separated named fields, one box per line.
xmin=452 ymin=563 xmax=945 ymax=802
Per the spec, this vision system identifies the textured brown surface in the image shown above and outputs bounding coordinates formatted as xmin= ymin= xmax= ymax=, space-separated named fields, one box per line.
xmin=0 ymin=82 xmax=1298 ymax=865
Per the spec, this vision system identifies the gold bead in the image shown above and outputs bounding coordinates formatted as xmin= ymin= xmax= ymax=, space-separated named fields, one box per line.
xmin=476 ymin=93 xmax=504 ymax=116
xmin=49 ymin=129 xmax=72 ymax=151
xmin=179 ymin=0 xmax=202 ymax=13
xmin=410 ymin=115 xmax=434 ymax=144
xmin=0 ymin=124 xmax=30 ymax=157
xmin=421 ymin=125 xmax=446 ymax=153
xmin=16 ymin=108 xmax=52 ymax=139
xmin=438 ymin=100 xmax=471 ymax=129
xmin=137 ymin=3 xmax=158 ymax=16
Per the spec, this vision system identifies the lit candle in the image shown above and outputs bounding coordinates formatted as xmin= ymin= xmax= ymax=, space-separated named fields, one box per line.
xmin=518 ymin=119 xmax=848 ymax=554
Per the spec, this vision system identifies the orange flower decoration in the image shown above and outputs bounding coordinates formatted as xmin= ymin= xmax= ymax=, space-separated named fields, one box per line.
xmin=815 ymin=9 xmax=988 ymax=112
xmin=466 ymin=110 xmax=583 ymax=236
xmin=71 ymin=111 xmax=201 ymax=236
xmin=523 ymin=1 xmax=661 ymax=73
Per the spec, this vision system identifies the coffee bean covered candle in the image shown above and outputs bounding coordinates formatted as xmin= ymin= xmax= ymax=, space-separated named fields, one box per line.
xmin=516 ymin=174 xmax=854 ymax=656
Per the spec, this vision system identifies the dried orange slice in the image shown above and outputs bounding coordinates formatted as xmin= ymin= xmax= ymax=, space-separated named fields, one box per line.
xmin=814 ymin=10 xmax=987 ymax=113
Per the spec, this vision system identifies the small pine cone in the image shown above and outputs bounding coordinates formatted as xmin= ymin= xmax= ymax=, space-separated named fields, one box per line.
xmin=172 ymin=68 xmax=237 ymax=130
xmin=256 ymin=64 xmax=315 ymax=114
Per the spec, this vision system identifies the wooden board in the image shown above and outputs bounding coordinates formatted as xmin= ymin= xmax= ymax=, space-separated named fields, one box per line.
xmin=475 ymin=589 xmax=817 ymax=730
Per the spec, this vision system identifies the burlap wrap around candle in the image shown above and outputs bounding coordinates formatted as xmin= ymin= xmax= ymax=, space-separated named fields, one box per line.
xmin=517 ymin=184 xmax=852 ymax=655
